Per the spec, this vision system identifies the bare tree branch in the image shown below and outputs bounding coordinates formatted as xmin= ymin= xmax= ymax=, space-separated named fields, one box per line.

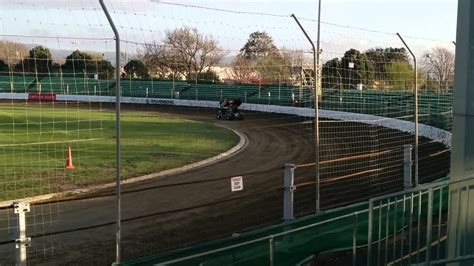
xmin=422 ymin=47 xmax=455 ymax=91
xmin=142 ymin=27 xmax=226 ymax=80
xmin=0 ymin=41 xmax=28 ymax=66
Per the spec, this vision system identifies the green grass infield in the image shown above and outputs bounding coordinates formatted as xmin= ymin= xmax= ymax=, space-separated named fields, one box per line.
xmin=0 ymin=103 xmax=239 ymax=200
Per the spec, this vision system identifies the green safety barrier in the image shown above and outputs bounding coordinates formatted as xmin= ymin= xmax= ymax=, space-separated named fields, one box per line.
xmin=121 ymin=180 xmax=450 ymax=265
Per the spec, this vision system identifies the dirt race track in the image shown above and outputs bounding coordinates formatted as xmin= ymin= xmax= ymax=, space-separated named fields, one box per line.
xmin=0 ymin=105 xmax=450 ymax=265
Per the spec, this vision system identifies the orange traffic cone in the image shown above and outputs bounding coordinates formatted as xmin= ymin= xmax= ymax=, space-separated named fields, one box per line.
xmin=66 ymin=146 xmax=75 ymax=170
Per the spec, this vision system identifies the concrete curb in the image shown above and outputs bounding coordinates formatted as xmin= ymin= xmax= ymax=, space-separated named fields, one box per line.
xmin=0 ymin=125 xmax=248 ymax=208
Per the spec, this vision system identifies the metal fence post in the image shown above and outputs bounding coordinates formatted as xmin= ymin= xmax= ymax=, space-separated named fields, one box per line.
xmin=98 ymin=1 xmax=122 ymax=264
xmin=283 ymin=164 xmax=295 ymax=221
xmin=352 ymin=212 xmax=358 ymax=266
xmin=13 ymin=201 xmax=31 ymax=266
xmin=367 ymin=199 xmax=374 ymax=266
xmin=292 ymin=14 xmax=321 ymax=214
xmin=426 ymin=188 xmax=434 ymax=265
xmin=269 ymin=236 xmax=274 ymax=266
xmin=397 ymin=33 xmax=418 ymax=187
xmin=404 ymin=144 xmax=413 ymax=190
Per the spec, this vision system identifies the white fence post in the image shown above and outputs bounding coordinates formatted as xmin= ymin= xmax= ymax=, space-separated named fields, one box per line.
xmin=13 ymin=201 xmax=31 ymax=266
xmin=283 ymin=163 xmax=295 ymax=221
xmin=404 ymin=144 xmax=413 ymax=189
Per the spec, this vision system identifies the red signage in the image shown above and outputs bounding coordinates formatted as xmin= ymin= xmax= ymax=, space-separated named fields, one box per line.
xmin=28 ymin=93 xmax=56 ymax=102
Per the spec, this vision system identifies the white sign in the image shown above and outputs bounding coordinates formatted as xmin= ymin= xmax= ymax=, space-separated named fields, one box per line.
xmin=231 ymin=176 xmax=243 ymax=192
xmin=348 ymin=62 xmax=355 ymax=69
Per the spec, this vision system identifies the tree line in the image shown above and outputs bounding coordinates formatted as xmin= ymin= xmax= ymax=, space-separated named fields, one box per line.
xmin=322 ymin=46 xmax=455 ymax=91
xmin=136 ymin=28 xmax=303 ymax=84
xmin=0 ymin=30 xmax=455 ymax=91
xmin=0 ymin=41 xmax=115 ymax=79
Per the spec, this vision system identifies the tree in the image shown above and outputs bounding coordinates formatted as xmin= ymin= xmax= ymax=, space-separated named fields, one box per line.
xmin=0 ymin=59 xmax=9 ymax=72
xmin=123 ymin=59 xmax=149 ymax=79
xmin=142 ymin=27 xmax=225 ymax=80
xmin=255 ymin=56 xmax=289 ymax=83
xmin=239 ymin=31 xmax=279 ymax=60
xmin=322 ymin=47 xmax=415 ymax=90
xmin=422 ymin=47 xmax=454 ymax=91
xmin=322 ymin=58 xmax=342 ymax=89
xmin=63 ymin=50 xmax=94 ymax=73
xmin=385 ymin=61 xmax=415 ymax=90
xmin=0 ymin=41 xmax=28 ymax=66
xmin=141 ymin=43 xmax=170 ymax=78
xmin=62 ymin=50 xmax=114 ymax=79
xmin=280 ymin=49 xmax=305 ymax=83
xmin=95 ymin=60 xmax=115 ymax=80
xmin=196 ymin=70 xmax=220 ymax=82
xmin=227 ymin=56 xmax=257 ymax=83
xmin=340 ymin=49 xmax=374 ymax=89
xmin=237 ymin=31 xmax=289 ymax=83
xmin=365 ymin=47 xmax=409 ymax=81
xmin=14 ymin=45 xmax=53 ymax=75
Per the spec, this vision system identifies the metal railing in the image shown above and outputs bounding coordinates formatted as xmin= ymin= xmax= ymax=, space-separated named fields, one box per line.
xmin=366 ymin=176 xmax=474 ymax=266
xmin=134 ymin=176 xmax=474 ymax=265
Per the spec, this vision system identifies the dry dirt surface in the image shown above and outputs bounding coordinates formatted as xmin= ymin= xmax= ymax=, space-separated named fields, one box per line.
xmin=0 ymin=105 xmax=450 ymax=265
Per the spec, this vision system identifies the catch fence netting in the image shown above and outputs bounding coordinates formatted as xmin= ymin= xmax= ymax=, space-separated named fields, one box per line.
xmin=0 ymin=0 xmax=453 ymax=264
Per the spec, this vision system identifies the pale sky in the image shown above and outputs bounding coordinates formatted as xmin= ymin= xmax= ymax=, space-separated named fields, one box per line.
xmin=0 ymin=0 xmax=458 ymax=62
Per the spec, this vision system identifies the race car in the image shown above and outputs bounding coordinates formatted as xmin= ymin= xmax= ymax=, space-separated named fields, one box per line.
xmin=216 ymin=98 xmax=243 ymax=120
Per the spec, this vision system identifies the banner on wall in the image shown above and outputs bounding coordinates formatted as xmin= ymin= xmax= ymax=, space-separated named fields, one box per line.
xmin=28 ymin=93 xmax=56 ymax=102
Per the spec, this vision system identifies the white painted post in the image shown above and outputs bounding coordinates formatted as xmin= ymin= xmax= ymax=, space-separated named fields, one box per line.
xmin=13 ymin=201 xmax=31 ymax=266
xmin=283 ymin=163 xmax=295 ymax=221
xmin=259 ymin=82 xmax=261 ymax=98
xmin=278 ymin=77 xmax=281 ymax=100
xmin=151 ymin=77 xmax=154 ymax=97
xmin=404 ymin=144 xmax=413 ymax=189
